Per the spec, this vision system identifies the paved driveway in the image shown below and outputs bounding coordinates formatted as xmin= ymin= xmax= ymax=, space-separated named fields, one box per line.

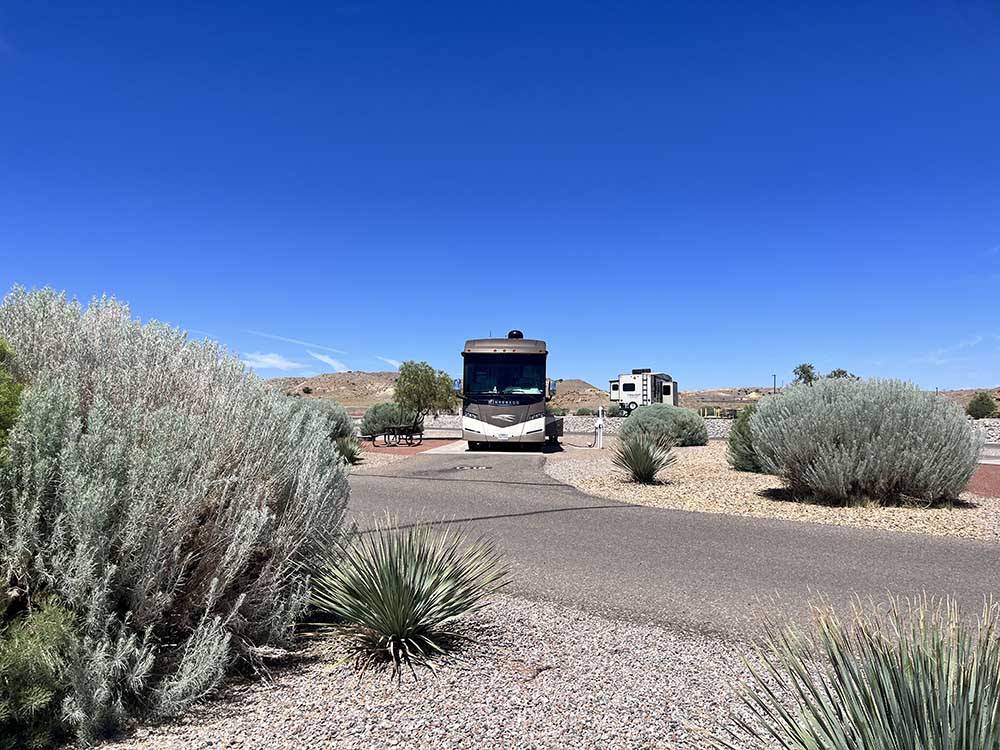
xmin=350 ymin=450 xmax=1000 ymax=636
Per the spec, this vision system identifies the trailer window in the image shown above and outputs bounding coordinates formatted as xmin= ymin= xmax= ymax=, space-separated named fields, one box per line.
xmin=664 ymin=384 xmax=671 ymax=394
xmin=622 ymin=383 xmax=636 ymax=392
xmin=611 ymin=383 xmax=619 ymax=391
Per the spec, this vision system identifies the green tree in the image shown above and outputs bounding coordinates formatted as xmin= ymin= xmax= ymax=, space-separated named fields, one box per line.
xmin=792 ymin=362 xmax=817 ymax=385
xmin=394 ymin=361 xmax=456 ymax=424
xmin=827 ymin=368 xmax=859 ymax=380
xmin=966 ymin=391 xmax=998 ymax=419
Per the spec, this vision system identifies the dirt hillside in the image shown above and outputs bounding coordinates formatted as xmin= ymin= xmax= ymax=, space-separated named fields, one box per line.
xmin=269 ymin=371 xmax=1000 ymax=416
xmin=268 ymin=371 xmax=398 ymax=409
xmin=550 ymin=379 xmax=610 ymax=411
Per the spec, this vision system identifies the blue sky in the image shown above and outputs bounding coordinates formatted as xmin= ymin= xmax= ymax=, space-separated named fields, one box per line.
xmin=2 ymin=1 xmax=998 ymax=390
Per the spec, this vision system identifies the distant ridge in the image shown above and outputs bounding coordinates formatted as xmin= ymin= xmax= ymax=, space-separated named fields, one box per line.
xmin=268 ymin=372 xmax=1000 ymax=414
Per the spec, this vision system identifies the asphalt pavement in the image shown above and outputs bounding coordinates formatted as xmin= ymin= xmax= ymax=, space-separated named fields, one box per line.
xmin=349 ymin=449 xmax=1000 ymax=636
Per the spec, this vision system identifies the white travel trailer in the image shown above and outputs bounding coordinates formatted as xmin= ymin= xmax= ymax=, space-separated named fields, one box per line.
xmin=609 ymin=369 xmax=678 ymax=413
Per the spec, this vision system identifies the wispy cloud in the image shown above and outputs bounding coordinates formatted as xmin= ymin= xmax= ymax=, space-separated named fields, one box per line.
xmin=241 ymin=352 xmax=307 ymax=371
xmin=912 ymin=335 xmax=985 ymax=366
xmin=308 ymin=351 xmax=348 ymax=372
xmin=376 ymin=356 xmax=402 ymax=369
xmin=246 ymin=330 xmax=346 ymax=354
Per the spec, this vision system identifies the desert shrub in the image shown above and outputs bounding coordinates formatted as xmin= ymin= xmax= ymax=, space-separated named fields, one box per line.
xmin=620 ymin=404 xmax=708 ymax=446
xmin=547 ymin=406 xmax=567 ymax=416
xmin=967 ymin=391 xmax=998 ymax=419
xmin=360 ymin=402 xmax=420 ymax=437
xmin=752 ymin=378 xmax=980 ymax=506
xmin=727 ymin=404 xmax=762 ymax=472
xmin=294 ymin=398 xmax=354 ymax=440
xmin=309 ymin=517 xmax=509 ymax=678
xmin=575 ymin=407 xmax=593 ymax=416
xmin=612 ymin=432 xmax=676 ymax=483
xmin=604 ymin=403 xmax=624 ymax=418
xmin=335 ymin=436 xmax=363 ymax=465
xmin=0 ymin=601 xmax=75 ymax=750
xmin=0 ymin=288 xmax=349 ymax=741
xmin=716 ymin=598 xmax=1000 ymax=750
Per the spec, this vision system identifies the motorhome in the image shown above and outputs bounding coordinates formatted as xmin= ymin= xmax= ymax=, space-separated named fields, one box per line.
xmin=609 ymin=369 xmax=678 ymax=413
xmin=461 ymin=331 xmax=563 ymax=449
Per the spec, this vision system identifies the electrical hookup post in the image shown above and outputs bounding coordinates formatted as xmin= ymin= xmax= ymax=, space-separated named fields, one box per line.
xmin=593 ymin=406 xmax=605 ymax=449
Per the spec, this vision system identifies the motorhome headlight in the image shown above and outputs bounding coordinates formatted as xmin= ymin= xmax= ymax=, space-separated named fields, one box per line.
xmin=463 ymin=409 xmax=478 ymax=419
xmin=529 ymin=411 xmax=545 ymax=420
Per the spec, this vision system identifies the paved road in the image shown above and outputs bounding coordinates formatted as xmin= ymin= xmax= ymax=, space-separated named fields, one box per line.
xmin=349 ymin=450 xmax=1000 ymax=636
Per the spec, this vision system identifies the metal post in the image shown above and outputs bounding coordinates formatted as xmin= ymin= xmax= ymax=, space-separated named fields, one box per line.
xmin=595 ymin=406 xmax=605 ymax=449
xmin=772 ymin=374 xmax=776 ymax=394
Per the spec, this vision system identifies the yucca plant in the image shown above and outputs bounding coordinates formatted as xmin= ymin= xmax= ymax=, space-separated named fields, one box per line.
xmin=335 ymin=436 xmax=363 ymax=465
xmin=716 ymin=597 xmax=1000 ymax=750
xmin=612 ymin=431 xmax=676 ymax=483
xmin=308 ymin=517 xmax=509 ymax=678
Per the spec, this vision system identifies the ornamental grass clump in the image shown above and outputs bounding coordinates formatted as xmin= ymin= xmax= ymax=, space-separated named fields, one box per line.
xmin=309 ymin=517 xmax=509 ymax=678
xmin=0 ymin=287 xmax=349 ymax=742
xmin=716 ymin=597 xmax=1000 ymax=750
xmin=751 ymin=378 xmax=980 ymax=506
xmin=620 ymin=404 xmax=708 ymax=446
xmin=613 ymin=431 xmax=676 ymax=483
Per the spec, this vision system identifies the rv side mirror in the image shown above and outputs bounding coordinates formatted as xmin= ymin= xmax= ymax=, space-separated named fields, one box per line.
xmin=548 ymin=380 xmax=557 ymax=397
xmin=453 ymin=378 xmax=462 ymax=394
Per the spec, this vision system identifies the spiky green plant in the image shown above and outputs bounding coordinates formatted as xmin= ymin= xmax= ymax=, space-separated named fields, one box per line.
xmin=309 ymin=517 xmax=509 ymax=678
xmin=335 ymin=436 xmax=363 ymax=465
xmin=612 ymin=431 xmax=676 ymax=483
xmin=716 ymin=597 xmax=1000 ymax=750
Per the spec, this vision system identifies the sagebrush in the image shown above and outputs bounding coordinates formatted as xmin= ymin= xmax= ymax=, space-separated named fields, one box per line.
xmin=0 ymin=287 xmax=349 ymax=742
xmin=716 ymin=597 xmax=1000 ymax=750
xmin=620 ymin=404 xmax=708 ymax=446
xmin=309 ymin=516 xmax=509 ymax=678
xmin=751 ymin=378 xmax=979 ymax=505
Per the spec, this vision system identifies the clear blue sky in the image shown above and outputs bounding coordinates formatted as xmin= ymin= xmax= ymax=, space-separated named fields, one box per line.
xmin=2 ymin=1 xmax=998 ymax=390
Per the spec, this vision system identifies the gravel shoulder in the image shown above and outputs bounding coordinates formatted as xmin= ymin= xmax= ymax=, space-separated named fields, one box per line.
xmin=546 ymin=440 xmax=1000 ymax=542
xmin=96 ymin=594 xmax=749 ymax=750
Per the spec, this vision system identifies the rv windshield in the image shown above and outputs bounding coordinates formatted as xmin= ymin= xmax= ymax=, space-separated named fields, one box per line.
xmin=464 ymin=353 xmax=545 ymax=396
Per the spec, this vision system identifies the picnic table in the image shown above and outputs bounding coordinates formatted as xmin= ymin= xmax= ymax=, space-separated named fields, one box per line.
xmin=378 ymin=422 xmax=424 ymax=447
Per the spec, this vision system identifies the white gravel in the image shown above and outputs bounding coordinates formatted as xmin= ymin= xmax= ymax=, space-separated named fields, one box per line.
xmin=96 ymin=594 xmax=751 ymax=750
xmin=546 ymin=440 xmax=1000 ymax=541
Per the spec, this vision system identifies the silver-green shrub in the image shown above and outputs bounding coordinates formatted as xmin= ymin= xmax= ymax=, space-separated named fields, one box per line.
xmin=751 ymin=378 xmax=980 ymax=505
xmin=294 ymin=398 xmax=354 ymax=441
xmin=620 ymin=404 xmax=708 ymax=446
xmin=0 ymin=288 xmax=349 ymax=741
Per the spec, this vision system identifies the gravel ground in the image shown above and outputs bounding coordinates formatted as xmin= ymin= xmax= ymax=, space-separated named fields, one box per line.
xmin=350 ymin=450 xmax=410 ymax=472
xmin=96 ymin=594 xmax=750 ymax=750
xmin=546 ymin=440 xmax=1000 ymax=542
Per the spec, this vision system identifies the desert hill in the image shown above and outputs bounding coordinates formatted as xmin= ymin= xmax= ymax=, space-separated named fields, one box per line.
xmin=268 ymin=371 xmax=1000 ymax=416
xmin=549 ymin=379 xmax=609 ymax=410
xmin=268 ymin=371 xmax=398 ymax=410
